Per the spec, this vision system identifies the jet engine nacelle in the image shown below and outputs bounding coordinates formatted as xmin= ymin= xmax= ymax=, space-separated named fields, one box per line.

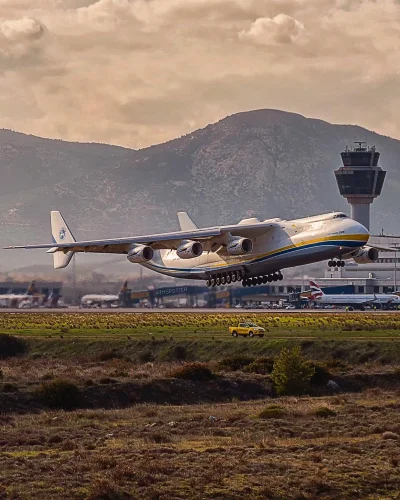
xmin=227 ymin=237 xmax=253 ymax=255
xmin=127 ymin=245 xmax=154 ymax=263
xmin=352 ymin=246 xmax=379 ymax=264
xmin=177 ymin=240 xmax=203 ymax=259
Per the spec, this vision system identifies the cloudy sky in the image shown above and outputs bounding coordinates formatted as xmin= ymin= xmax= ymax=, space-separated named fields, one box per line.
xmin=0 ymin=0 xmax=399 ymax=148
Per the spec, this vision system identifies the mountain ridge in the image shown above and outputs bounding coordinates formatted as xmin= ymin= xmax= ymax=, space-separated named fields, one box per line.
xmin=1 ymin=108 xmax=400 ymax=269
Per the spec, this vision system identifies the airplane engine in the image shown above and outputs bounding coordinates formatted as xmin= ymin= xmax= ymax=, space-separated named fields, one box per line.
xmin=177 ymin=240 xmax=203 ymax=259
xmin=352 ymin=246 xmax=379 ymax=264
xmin=227 ymin=237 xmax=253 ymax=255
xmin=127 ymin=245 xmax=154 ymax=263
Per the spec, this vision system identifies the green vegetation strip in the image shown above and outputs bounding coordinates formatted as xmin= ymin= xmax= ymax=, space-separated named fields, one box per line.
xmin=1 ymin=312 xmax=400 ymax=339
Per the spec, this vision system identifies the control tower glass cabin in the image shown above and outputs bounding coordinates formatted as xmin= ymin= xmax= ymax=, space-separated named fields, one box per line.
xmin=334 ymin=142 xmax=386 ymax=230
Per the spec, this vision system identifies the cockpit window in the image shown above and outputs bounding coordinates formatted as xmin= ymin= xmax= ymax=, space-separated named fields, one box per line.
xmin=333 ymin=213 xmax=347 ymax=219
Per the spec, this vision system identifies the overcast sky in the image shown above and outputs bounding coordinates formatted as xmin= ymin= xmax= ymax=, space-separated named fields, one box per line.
xmin=0 ymin=0 xmax=399 ymax=149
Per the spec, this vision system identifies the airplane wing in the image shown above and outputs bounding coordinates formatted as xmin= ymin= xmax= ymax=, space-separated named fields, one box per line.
xmin=5 ymin=223 xmax=279 ymax=254
xmin=369 ymin=244 xmax=397 ymax=252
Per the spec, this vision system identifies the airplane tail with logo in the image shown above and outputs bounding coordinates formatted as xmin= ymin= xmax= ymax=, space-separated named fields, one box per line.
xmin=49 ymin=211 xmax=75 ymax=269
xmin=309 ymin=280 xmax=325 ymax=300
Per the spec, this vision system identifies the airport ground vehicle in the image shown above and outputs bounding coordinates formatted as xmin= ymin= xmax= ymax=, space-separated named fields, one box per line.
xmin=229 ymin=322 xmax=265 ymax=338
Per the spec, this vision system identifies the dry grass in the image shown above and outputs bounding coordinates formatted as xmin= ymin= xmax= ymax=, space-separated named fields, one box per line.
xmin=0 ymin=392 xmax=399 ymax=499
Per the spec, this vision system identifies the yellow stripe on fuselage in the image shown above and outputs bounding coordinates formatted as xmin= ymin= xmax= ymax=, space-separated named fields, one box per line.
xmin=205 ymin=233 xmax=368 ymax=269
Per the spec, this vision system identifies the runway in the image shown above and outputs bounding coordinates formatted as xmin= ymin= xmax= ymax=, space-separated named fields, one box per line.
xmin=0 ymin=307 xmax=398 ymax=314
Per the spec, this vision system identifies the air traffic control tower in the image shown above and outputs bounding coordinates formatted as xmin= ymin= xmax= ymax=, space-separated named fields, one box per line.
xmin=334 ymin=142 xmax=386 ymax=229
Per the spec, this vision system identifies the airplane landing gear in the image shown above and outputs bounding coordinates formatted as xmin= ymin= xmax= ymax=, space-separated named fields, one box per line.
xmin=207 ymin=269 xmax=283 ymax=288
xmin=206 ymin=270 xmax=245 ymax=287
xmin=328 ymin=260 xmax=345 ymax=267
xmin=242 ymin=271 xmax=283 ymax=287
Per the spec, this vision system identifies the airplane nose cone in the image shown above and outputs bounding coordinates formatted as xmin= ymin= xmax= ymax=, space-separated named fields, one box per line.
xmin=347 ymin=218 xmax=369 ymax=244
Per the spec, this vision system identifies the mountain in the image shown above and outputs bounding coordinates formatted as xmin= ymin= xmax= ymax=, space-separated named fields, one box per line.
xmin=1 ymin=109 xmax=400 ymax=270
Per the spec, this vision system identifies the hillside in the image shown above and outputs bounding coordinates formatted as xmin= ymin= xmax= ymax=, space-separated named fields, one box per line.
xmin=1 ymin=109 xmax=400 ymax=269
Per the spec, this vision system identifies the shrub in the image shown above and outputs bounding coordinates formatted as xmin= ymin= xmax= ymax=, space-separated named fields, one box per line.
xmin=88 ymin=478 xmax=130 ymax=500
xmin=170 ymin=362 xmax=215 ymax=381
xmin=309 ymin=363 xmax=331 ymax=385
xmin=259 ymin=404 xmax=287 ymax=419
xmin=244 ymin=357 xmax=274 ymax=374
xmin=314 ymin=406 xmax=336 ymax=418
xmin=139 ymin=350 xmax=155 ymax=363
xmin=172 ymin=345 xmax=187 ymax=361
xmin=2 ymin=383 xmax=17 ymax=393
xmin=219 ymin=355 xmax=255 ymax=371
xmin=35 ymin=379 xmax=81 ymax=410
xmin=0 ymin=334 xmax=27 ymax=359
xmin=271 ymin=347 xmax=315 ymax=395
xmin=98 ymin=349 xmax=121 ymax=362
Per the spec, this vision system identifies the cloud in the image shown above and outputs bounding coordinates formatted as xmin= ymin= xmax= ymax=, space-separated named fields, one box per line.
xmin=239 ymin=14 xmax=305 ymax=45
xmin=0 ymin=0 xmax=398 ymax=147
xmin=0 ymin=17 xmax=45 ymax=41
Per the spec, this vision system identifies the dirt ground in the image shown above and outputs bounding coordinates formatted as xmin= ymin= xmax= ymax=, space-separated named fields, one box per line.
xmin=1 ymin=391 xmax=399 ymax=499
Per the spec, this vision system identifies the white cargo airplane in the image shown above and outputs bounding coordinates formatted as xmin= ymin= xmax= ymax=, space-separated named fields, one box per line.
xmin=5 ymin=210 xmax=387 ymax=287
xmin=309 ymin=281 xmax=400 ymax=310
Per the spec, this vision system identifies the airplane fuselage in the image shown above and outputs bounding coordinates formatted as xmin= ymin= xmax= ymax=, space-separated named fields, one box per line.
xmin=144 ymin=213 xmax=369 ymax=280
xmin=314 ymin=294 xmax=400 ymax=307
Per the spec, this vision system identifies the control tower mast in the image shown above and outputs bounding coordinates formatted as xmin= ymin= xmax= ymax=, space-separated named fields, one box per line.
xmin=334 ymin=142 xmax=386 ymax=230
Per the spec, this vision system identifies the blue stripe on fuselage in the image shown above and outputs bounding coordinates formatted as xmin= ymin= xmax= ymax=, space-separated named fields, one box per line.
xmin=146 ymin=239 xmax=362 ymax=274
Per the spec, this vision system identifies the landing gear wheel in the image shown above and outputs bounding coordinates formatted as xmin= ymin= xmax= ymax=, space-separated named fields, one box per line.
xmin=278 ymin=272 xmax=283 ymax=281
xmin=211 ymin=278 xmax=216 ymax=287
xmin=242 ymin=279 xmax=247 ymax=287
xmin=257 ymin=276 xmax=263 ymax=285
xmin=272 ymin=273 xmax=279 ymax=282
xmin=262 ymin=276 xmax=268 ymax=284
xmin=232 ymin=272 xmax=237 ymax=283
xmin=206 ymin=279 xmax=211 ymax=287
xmin=267 ymin=275 xmax=273 ymax=283
xmin=226 ymin=274 xmax=232 ymax=284
xmin=328 ymin=260 xmax=333 ymax=267
xmin=216 ymin=276 xmax=221 ymax=286
xmin=221 ymin=275 xmax=226 ymax=285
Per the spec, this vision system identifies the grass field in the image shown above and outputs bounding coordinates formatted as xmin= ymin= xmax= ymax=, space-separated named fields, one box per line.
xmin=1 ymin=393 xmax=400 ymax=499
xmin=2 ymin=311 xmax=400 ymax=339
xmin=1 ymin=312 xmax=400 ymax=499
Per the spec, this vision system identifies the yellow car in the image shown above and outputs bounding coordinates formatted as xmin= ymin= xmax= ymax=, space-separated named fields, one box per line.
xmin=229 ymin=322 xmax=265 ymax=338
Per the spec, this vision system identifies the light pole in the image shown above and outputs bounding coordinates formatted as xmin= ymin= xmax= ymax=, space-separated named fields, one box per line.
xmin=395 ymin=248 xmax=397 ymax=292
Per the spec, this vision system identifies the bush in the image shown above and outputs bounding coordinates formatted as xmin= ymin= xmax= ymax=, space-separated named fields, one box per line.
xmin=244 ymin=357 xmax=274 ymax=374
xmin=139 ymin=350 xmax=155 ymax=363
xmin=2 ymin=383 xmax=17 ymax=393
xmin=219 ymin=355 xmax=255 ymax=371
xmin=314 ymin=406 xmax=336 ymax=418
xmin=0 ymin=334 xmax=27 ymax=359
xmin=88 ymin=478 xmax=130 ymax=500
xmin=259 ymin=404 xmax=287 ymax=419
xmin=309 ymin=363 xmax=331 ymax=385
xmin=271 ymin=347 xmax=315 ymax=395
xmin=172 ymin=345 xmax=187 ymax=361
xmin=170 ymin=363 xmax=215 ymax=381
xmin=98 ymin=349 xmax=121 ymax=362
xmin=35 ymin=379 xmax=81 ymax=410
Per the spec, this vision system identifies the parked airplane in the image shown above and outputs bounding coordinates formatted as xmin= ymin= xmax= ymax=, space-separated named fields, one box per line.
xmin=308 ymin=281 xmax=400 ymax=310
xmin=5 ymin=210 xmax=390 ymax=288
xmin=80 ymin=281 xmax=129 ymax=308
xmin=0 ymin=281 xmax=43 ymax=308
